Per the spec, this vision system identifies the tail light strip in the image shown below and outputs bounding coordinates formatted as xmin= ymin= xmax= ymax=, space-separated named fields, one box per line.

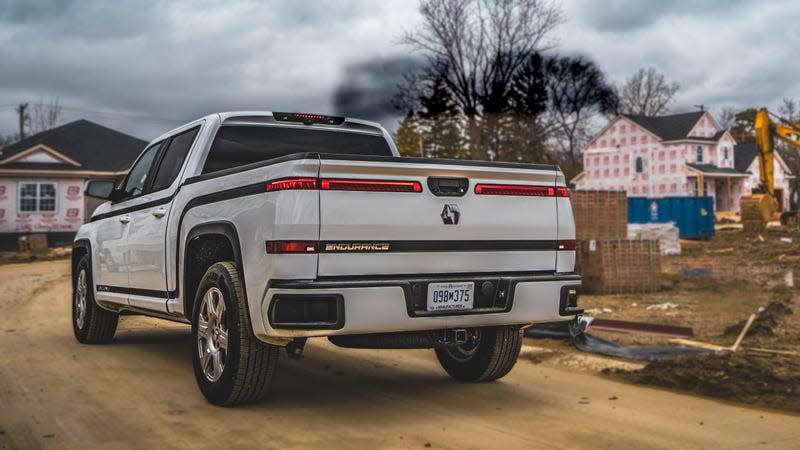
xmin=265 ymin=177 xmax=423 ymax=193
xmin=474 ymin=183 xmax=570 ymax=197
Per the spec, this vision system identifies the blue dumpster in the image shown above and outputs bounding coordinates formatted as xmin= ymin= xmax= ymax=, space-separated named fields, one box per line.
xmin=628 ymin=196 xmax=715 ymax=239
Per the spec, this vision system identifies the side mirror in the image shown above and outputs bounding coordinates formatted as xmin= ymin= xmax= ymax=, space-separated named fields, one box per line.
xmin=85 ymin=180 xmax=116 ymax=200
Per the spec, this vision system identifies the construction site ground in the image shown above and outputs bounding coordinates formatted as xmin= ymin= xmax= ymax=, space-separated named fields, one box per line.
xmin=0 ymin=245 xmax=798 ymax=448
xmin=531 ymin=227 xmax=800 ymax=415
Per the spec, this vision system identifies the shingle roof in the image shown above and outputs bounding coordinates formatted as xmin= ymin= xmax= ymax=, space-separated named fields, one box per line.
xmin=0 ymin=119 xmax=147 ymax=172
xmin=622 ymin=111 xmax=706 ymax=141
xmin=734 ymin=141 xmax=758 ymax=173
xmin=685 ymin=163 xmax=748 ymax=176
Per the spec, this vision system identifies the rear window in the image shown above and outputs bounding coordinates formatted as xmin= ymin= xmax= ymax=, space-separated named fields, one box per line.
xmin=202 ymin=125 xmax=393 ymax=174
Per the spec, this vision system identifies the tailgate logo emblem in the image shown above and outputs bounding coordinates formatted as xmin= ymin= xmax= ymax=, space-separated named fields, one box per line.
xmin=441 ymin=204 xmax=460 ymax=225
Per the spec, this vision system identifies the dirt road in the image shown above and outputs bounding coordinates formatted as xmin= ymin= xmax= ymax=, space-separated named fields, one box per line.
xmin=1 ymin=260 xmax=798 ymax=449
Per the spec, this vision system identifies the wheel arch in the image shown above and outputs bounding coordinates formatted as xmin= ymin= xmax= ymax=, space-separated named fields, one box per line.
xmin=183 ymin=221 xmax=246 ymax=317
xmin=72 ymin=239 xmax=91 ymax=279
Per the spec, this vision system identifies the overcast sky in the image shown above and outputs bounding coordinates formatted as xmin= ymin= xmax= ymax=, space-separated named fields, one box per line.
xmin=1 ymin=0 xmax=798 ymax=142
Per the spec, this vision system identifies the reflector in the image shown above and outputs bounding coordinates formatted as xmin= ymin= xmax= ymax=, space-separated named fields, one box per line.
xmin=265 ymin=241 xmax=319 ymax=254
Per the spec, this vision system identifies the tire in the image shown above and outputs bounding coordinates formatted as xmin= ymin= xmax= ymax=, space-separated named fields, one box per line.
xmin=435 ymin=326 xmax=522 ymax=382
xmin=72 ymin=254 xmax=118 ymax=344
xmin=192 ymin=261 xmax=280 ymax=406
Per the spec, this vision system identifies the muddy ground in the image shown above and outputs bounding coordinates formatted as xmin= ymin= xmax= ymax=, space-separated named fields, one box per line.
xmin=534 ymin=227 xmax=800 ymax=414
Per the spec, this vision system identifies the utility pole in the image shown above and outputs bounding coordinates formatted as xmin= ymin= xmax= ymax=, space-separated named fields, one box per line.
xmin=16 ymin=103 xmax=29 ymax=140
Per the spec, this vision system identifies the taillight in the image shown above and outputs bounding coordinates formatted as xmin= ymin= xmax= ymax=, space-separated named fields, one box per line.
xmin=320 ymin=178 xmax=423 ymax=193
xmin=265 ymin=178 xmax=318 ymax=192
xmin=265 ymin=177 xmax=423 ymax=193
xmin=557 ymin=240 xmax=577 ymax=250
xmin=265 ymin=241 xmax=318 ymax=254
xmin=474 ymin=183 xmax=570 ymax=197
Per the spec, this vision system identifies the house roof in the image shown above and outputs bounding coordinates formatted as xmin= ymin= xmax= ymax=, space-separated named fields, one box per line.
xmin=622 ymin=111 xmax=706 ymax=141
xmin=734 ymin=141 xmax=759 ymax=173
xmin=0 ymin=119 xmax=147 ymax=172
xmin=733 ymin=140 xmax=794 ymax=177
xmin=685 ymin=163 xmax=748 ymax=177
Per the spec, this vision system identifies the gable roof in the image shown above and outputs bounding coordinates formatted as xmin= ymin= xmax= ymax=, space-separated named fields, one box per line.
xmin=734 ymin=141 xmax=759 ymax=173
xmin=621 ymin=111 xmax=706 ymax=141
xmin=0 ymin=119 xmax=147 ymax=172
xmin=734 ymin=141 xmax=794 ymax=177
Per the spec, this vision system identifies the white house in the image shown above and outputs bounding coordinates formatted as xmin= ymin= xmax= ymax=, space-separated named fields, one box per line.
xmin=573 ymin=111 xmax=793 ymax=212
xmin=0 ymin=120 xmax=146 ymax=248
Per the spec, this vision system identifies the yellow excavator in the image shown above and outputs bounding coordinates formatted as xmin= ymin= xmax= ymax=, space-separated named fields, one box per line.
xmin=739 ymin=108 xmax=800 ymax=231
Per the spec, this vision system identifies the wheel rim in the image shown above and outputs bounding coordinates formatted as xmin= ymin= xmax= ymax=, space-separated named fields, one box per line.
xmin=197 ymin=287 xmax=228 ymax=382
xmin=444 ymin=329 xmax=481 ymax=362
xmin=74 ymin=269 xmax=87 ymax=330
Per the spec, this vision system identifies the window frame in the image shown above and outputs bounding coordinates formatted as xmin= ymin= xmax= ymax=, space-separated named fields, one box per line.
xmin=150 ymin=125 xmax=201 ymax=193
xmin=723 ymin=146 xmax=729 ymax=160
xmin=17 ymin=181 xmax=58 ymax=214
xmin=635 ymin=156 xmax=644 ymax=173
xmin=696 ymin=145 xmax=704 ymax=163
xmin=116 ymin=141 xmax=165 ymax=204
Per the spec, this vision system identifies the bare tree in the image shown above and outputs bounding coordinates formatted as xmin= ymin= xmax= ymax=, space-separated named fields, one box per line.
xmin=544 ymin=56 xmax=618 ymax=177
xmin=402 ymin=0 xmax=564 ymax=157
xmin=29 ymin=97 xmax=62 ymax=135
xmin=0 ymin=133 xmax=19 ymax=149
xmin=716 ymin=105 xmax=738 ymax=130
xmin=779 ymin=97 xmax=800 ymax=123
xmin=618 ymin=67 xmax=679 ymax=117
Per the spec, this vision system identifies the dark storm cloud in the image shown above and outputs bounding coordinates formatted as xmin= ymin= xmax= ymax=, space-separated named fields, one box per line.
xmin=569 ymin=0 xmax=747 ymax=32
xmin=0 ymin=0 xmax=419 ymax=139
xmin=0 ymin=0 xmax=798 ymax=142
xmin=0 ymin=0 xmax=162 ymax=39
xmin=332 ymin=56 xmax=423 ymax=123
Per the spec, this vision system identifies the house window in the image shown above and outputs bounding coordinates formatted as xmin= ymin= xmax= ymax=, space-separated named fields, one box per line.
xmin=19 ymin=182 xmax=57 ymax=213
xmin=696 ymin=145 xmax=703 ymax=163
xmin=723 ymin=146 xmax=729 ymax=160
xmin=635 ymin=157 xmax=644 ymax=173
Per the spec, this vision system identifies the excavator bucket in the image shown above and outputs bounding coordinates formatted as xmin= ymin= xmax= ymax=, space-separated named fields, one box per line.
xmin=740 ymin=194 xmax=777 ymax=232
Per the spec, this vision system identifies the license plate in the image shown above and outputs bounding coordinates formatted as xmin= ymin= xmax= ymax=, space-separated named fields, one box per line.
xmin=427 ymin=282 xmax=475 ymax=312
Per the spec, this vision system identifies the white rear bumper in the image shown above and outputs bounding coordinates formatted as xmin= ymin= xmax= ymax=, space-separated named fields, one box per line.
xmin=255 ymin=274 xmax=581 ymax=341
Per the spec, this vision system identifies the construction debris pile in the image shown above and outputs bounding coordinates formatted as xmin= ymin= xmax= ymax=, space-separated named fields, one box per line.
xmin=572 ymin=190 xmax=661 ymax=294
xmin=627 ymin=223 xmax=681 ymax=256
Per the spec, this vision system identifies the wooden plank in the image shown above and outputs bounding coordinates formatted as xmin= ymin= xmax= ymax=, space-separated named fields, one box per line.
xmin=669 ymin=338 xmax=729 ymax=352
xmin=731 ymin=313 xmax=756 ymax=351
xmin=744 ymin=347 xmax=799 ymax=356
xmin=587 ymin=318 xmax=693 ymax=338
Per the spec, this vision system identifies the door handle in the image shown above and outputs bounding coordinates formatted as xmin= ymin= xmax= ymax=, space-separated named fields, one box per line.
xmin=152 ymin=207 xmax=167 ymax=218
xmin=119 ymin=215 xmax=131 ymax=224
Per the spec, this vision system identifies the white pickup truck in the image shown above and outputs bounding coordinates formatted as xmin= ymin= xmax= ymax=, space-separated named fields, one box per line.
xmin=73 ymin=111 xmax=581 ymax=406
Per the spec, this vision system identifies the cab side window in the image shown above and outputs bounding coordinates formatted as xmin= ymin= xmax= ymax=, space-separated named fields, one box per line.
xmin=122 ymin=143 xmax=162 ymax=199
xmin=151 ymin=126 xmax=200 ymax=191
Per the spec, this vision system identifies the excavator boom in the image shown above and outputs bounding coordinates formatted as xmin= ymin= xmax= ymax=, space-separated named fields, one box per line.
xmin=741 ymin=108 xmax=800 ymax=232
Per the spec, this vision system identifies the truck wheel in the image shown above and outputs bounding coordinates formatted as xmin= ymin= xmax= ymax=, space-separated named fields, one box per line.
xmin=72 ymin=254 xmax=118 ymax=344
xmin=435 ymin=326 xmax=522 ymax=382
xmin=192 ymin=262 xmax=279 ymax=406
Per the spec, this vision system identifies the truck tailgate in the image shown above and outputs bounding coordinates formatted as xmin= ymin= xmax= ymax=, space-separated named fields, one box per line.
xmin=317 ymin=157 xmax=562 ymax=276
